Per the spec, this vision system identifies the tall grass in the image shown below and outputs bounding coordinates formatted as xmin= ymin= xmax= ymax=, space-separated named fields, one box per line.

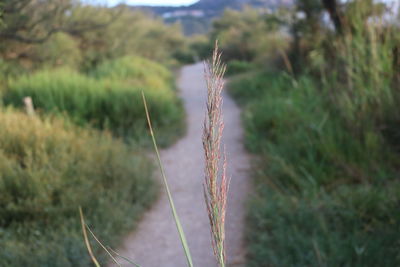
xmin=223 ymin=3 xmax=400 ymax=265
xmin=0 ymin=109 xmax=157 ymax=266
xmin=322 ymin=16 xmax=398 ymax=130
xmin=3 ymin=56 xmax=184 ymax=146
xmin=229 ymin=70 xmax=400 ymax=265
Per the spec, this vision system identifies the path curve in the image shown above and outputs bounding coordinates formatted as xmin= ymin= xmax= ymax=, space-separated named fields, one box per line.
xmin=114 ymin=63 xmax=250 ymax=267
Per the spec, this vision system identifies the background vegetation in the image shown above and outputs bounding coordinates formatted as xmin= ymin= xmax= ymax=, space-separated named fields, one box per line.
xmin=0 ymin=110 xmax=156 ymax=266
xmin=3 ymin=56 xmax=184 ymax=146
xmin=213 ymin=1 xmax=400 ymax=265
xmin=1 ymin=0 xmax=400 ymax=266
xmin=0 ymin=1 xmax=189 ymax=266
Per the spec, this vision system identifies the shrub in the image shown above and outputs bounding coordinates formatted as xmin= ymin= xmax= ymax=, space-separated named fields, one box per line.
xmin=4 ymin=57 xmax=184 ymax=146
xmin=225 ymin=60 xmax=255 ymax=76
xmin=210 ymin=7 xmax=289 ymax=65
xmin=32 ymin=32 xmax=82 ymax=69
xmin=0 ymin=109 xmax=157 ymax=266
xmin=228 ymin=71 xmax=291 ymax=105
xmin=89 ymin=56 xmax=174 ymax=89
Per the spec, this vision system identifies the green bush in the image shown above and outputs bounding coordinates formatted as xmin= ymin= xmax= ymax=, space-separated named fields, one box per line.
xmin=229 ymin=72 xmax=400 ymax=266
xmin=210 ymin=7 xmax=289 ymax=64
xmin=0 ymin=109 xmax=157 ymax=266
xmin=228 ymin=71 xmax=291 ymax=105
xmin=33 ymin=32 xmax=82 ymax=69
xmin=89 ymin=56 xmax=174 ymax=89
xmin=225 ymin=60 xmax=255 ymax=76
xmin=4 ymin=56 xmax=184 ymax=146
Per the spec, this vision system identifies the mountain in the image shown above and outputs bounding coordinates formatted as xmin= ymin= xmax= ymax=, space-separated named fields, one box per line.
xmin=133 ymin=0 xmax=293 ymax=35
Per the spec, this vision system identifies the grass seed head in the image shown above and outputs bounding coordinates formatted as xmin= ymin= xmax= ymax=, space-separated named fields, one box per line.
xmin=203 ymin=42 xmax=229 ymax=267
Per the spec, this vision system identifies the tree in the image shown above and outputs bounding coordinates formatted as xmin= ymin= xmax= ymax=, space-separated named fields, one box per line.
xmin=322 ymin=0 xmax=343 ymax=33
xmin=0 ymin=0 xmax=119 ymax=44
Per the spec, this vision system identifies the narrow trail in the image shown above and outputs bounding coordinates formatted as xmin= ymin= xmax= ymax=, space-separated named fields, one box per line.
xmin=115 ymin=63 xmax=250 ymax=267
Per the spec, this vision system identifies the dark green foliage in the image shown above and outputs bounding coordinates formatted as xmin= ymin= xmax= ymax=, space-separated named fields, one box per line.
xmin=248 ymin=184 xmax=400 ymax=267
xmin=228 ymin=72 xmax=290 ymax=105
xmin=0 ymin=110 xmax=157 ymax=266
xmin=3 ymin=56 xmax=184 ymax=146
xmin=225 ymin=60 xmax=255 ymax=76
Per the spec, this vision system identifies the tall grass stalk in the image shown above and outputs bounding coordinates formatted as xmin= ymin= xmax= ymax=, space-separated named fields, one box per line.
xmin=80 ymin=207 xmax=142 ymax=267
xmin=142 ymin=91 xmax=194 ymax=267
xmin=203 ymin=43 xmax=229 ymax=267
xmin=79 ymin=207 xmax=101 ymax=267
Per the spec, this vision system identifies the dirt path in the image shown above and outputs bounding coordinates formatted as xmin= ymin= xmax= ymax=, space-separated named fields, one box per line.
xmin=114 ymin=63 xmax=250 ymax=267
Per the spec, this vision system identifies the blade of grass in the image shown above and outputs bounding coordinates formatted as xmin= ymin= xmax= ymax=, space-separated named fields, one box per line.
xmin=85 ymin=224 xmax=122 ymax=267
xmin=142 ymin=91 xmax=194 ymax=267
xmin=79 ymin=207 xmax=100 ymax=267
xmin=108 ymin=247 xmax=142 ymax=267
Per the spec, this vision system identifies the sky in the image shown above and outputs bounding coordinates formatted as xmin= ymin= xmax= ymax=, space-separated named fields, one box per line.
xmin=87 ymin=0 xmax=198 ymax=6
xmin=87 ymin=0 xmax=398 ymax=12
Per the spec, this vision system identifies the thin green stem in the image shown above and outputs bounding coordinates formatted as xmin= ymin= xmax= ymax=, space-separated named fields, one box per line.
xmin=142 ymin=91 xmax=194 ymax=267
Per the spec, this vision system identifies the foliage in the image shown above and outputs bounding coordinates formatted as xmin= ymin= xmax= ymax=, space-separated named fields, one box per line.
xmin=74 ymin=6 xmax=187 ymax=70
xmin=0 ymin=109 xmax=157 ymax=266
xmin=0 ymin=0 xmax=77 ymax=43
xmin=89 ymin=56 xmax=174 ymax=88
xmin=226 ymin=4 xmax=400 ymax=264
xmin=0 ymin=0 xmax=119 ymax=71
xmin=32 ymin=33 xmax=82 ymax=69
xmin=184 ymin=34 xmax=213 ymax=61
xmin=210 ymin=7 xmax=290 ymax=69
xmin=0 ymin=2 xmax=188 ymax=73
xmin=230 ymin=71 xmax=400 ymax=266
xmin=225 ymin=60 xmax=255 ymax=76
xmin=247 ymin=183 xmax=400 ymax=266
xmin=3 ymin=57 xmax=184 ymax=146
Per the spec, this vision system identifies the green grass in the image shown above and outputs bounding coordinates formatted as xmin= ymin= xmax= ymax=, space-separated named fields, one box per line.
xmin=89 ymin=56 xmax=174 ymax=87
xmin=3 ymin=56 xmax=184 ymax=146
xmin=229 ymin=71 xmax=400 ymax=266
xmin=225 ymin=60 xmax=255 ymax=76
xmin=0 ymin=109 xmax=157 ymax=266
xmin=247 ymin=184 xmax=400 ymax=267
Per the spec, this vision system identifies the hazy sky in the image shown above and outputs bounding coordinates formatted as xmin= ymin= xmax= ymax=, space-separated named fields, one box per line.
xmin=87 ymin=0 xmax=198 ymax=6
xmin=87 ymin=0 xmax=398 ymax=10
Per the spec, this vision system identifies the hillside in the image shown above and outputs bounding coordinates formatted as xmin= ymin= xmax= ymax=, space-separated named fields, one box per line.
xmin=133 ymin=0 xmax=293 ymax=35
